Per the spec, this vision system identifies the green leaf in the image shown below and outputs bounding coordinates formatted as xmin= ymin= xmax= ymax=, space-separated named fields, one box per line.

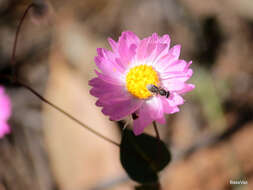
xmin=120 ymin=129 xmax=171 ymax=184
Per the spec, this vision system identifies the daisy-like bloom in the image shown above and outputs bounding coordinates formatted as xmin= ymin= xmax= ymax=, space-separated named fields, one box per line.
xmin=0 ymin=86 xmax=11 ymax=138
xmin=89 ymin=31 xmax=195 ymax=135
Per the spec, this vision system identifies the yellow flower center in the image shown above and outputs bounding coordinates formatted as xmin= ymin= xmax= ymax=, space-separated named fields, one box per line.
xmin=126 ymin=65 xmax=159 ymax=99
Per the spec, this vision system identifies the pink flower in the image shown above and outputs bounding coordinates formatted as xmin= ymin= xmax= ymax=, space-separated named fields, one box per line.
xmin=0 ymin=86 xmax=11 ymax=138
xmin=89 ymin=31 xmax=195 ymax=135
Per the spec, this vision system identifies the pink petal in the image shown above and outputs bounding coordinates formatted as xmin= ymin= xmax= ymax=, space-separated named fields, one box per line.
xmin=133 ymin=106 xmax=153 ymax=135
xmin=160 ymin=69 xmax=193 ymax=84
xmin=150 ymin=33 xmax=171 ymax=62
xmin=0 ymin=89 xmax=11 ymax=121
xmin=108 ymin=31 xmax=140 ymax=55
xmin=150 ymin=43 xmax=168 ymax=63
xmin=89 ymin=77 xmax=129 ymax=106
xmin=119 ymin=31 xmax=140 ymax=47
xmin=0 ymin=86 xmax=11 ymax=138
xmin=136 ymin=33 xmax=170 ymax=64
xmin=161 ymin=80 xmax=186 ymax=91
xmin=176 ymin=83 xmax=195 ymax=94
xmin=136 ymin=33 xmax=160 ymax=61
xmin=109 ymin=31 xmax=140 ymax=68
xmin=94 ymin=70 xmax=123 ymax=85
xmin=169 ymin=44 xmax=181 ymax=58
xmin=136 ymin=37 xmax=152 ymax=61
xmin=163 ymin=59 xmax=188 ymax=73
xmin=95 ymin=88 xmax=131 ymax=106
xmin=118 ymin=40 xmax=137 ymax=67
xmin=102 ymin=98 xmax=143 ymax=121
xmin=160 ymin=94 xmax=183 ymax=114
xmin=156 ymin=45 xmax=181 ymax=71
xmin=146 ymin=43 xmax=157 ymax=59
xmin=133 ymin=96 xmax=167 ymax=135
xmin=162 ymin=81 xmax=195 ymax=94
xmin=145 ymin=97 xmax=164 ymax=120
xmin=168 ymin=93 xmax=184 ymax=106
xmin=90 ymin=82 xmax=123 ymax=98
xmin=150 ymin=33 xmax=159 ymax=42
xmin=159 ymin=34 xmax=171 ymax=44
xmin=162 ymin=99 xmax=180 ymax=114
xmin=89 ymin=77 xmax=121 ymax=89
xmin=95 ymin=48 xmax=125 ymax=75
xmin=108 ymin=38 xmax=118 ymax=54
xmin=156 ymin=116 xmax=166 ymax=124
xmin=0 ymin=122 xmax=10 ymax=138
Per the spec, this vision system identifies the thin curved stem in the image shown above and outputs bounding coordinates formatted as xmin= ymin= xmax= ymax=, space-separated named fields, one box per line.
xmin=0 ymin=75 xmax=119 ymax=146
xmin=16 ymin=79 xmax=120 ymax=147
xmin=6 ymin=3 xmax=120 ymax=147
xmin=152 ymin=121 xmax=160 ymax=141
xmin=11 ymin=4 xmax=35 ymax=80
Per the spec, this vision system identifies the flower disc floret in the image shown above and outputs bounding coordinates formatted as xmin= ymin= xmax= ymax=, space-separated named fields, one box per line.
xmin=126 ymin=65 xmax=159 ymax=99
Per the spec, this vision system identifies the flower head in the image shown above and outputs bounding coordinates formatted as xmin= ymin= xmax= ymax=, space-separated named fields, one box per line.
xmin=0 ymin=86 xmax=11 ymax=138
xmin=89 ymin=31 xmax=195 ymax=135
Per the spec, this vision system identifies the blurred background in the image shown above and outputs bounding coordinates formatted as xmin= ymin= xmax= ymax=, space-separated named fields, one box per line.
xmin=0 ymin=0 xmax=253 ymax=189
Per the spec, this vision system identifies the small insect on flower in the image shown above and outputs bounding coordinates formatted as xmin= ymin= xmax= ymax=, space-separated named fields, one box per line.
xmin=89 ymin=31 xmax=195 ymax=135
xmin=147 ymin=84 xmax=170 ymax=98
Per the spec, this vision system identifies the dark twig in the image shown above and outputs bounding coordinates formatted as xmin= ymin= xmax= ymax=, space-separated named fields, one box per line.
xmin=11 ymin=4 xmax=34 ymax=80
xmin=6 ymin=3 xmax=120 ymax=147
xmin=0 ymin=74 xmax=120 ymax=147
xmin=152 ymin=121 xmax=160 ymax=141
xmin=16 ymin=79 xmax=120 ymax=147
